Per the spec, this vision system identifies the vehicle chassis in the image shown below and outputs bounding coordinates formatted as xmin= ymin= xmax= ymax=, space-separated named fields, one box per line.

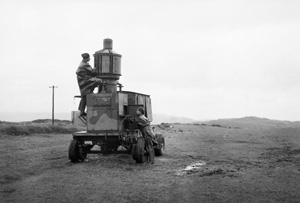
xmin=69 ymin=128 xmax=164 ymax=163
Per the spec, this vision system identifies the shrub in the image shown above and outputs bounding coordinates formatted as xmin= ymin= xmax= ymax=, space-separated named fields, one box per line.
xmin=0 ymin=124 xmax=84 ymax=136
xmin=211 ymin=124 xmax=223 ymax=127
xmin=5 ymin=126 xmax=30 ymax=136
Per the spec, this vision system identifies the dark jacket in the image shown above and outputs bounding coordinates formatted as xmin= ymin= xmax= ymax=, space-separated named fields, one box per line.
xmin=76 ymin=61 xmax=101 ymax=96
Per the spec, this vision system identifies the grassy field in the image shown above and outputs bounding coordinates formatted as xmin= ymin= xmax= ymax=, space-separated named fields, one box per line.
xmin=1 ymin=117 xmax=300 ymax=202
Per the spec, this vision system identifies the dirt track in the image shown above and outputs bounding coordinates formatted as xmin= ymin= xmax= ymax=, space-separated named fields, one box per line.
xmin=1 ymin=124 xmax=300 ymax=203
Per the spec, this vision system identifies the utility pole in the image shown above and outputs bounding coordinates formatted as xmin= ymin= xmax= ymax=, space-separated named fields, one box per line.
xmin=49 ymin=85 xmax=58 ymax=125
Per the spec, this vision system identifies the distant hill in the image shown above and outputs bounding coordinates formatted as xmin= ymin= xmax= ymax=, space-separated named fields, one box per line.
xmin=30 ymin=119 xmax=72 ymax=125
xmin=0 ymin=112 xmax=72 ymax=123
xmin=2 ymin=112 xmax=298 ymax=128
xmin=0 ymin=112 xmax=199 ymax=124
xmin=202 ymin=116 xmax=300 ymax=129
xmin=152 ymin=113 xmax=198 ymax=124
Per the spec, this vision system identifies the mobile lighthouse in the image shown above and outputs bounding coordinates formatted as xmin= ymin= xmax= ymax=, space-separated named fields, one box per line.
xmin=69 ymin=38 xmax=164 ymax=163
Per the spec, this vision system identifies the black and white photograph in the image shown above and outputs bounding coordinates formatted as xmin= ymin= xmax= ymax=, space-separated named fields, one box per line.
xmin=1 ymin=0 xmax=300 ymax=202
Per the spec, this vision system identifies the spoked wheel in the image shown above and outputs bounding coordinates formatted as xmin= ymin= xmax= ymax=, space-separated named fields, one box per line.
xmin=68 ymin=139 xmax=80 ymax=163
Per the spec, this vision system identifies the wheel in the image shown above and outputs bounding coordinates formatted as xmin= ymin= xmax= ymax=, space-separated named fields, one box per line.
xmin=68 ymin=139 xmax=80 ymax=163
xmin=154 ymin=134 xmax=164 ymax=156
xmin=154 ymin=144 xmax=162 ymax=156
xmin=135 ymin=137 xmax=146 ymax=163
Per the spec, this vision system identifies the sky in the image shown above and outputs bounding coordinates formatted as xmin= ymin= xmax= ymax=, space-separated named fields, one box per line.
xmin=0 ymin=0 xmax=300 ymax=121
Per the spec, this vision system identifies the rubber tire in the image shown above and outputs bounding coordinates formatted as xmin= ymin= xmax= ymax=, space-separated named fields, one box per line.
xmin=135 ymin=137 xmax=146 ymax=164
xmin=154 ymin=135 xmax=164 ymax=156
xmin=154 ymin=144 xmax=163 ymax=156
xmin=68 ymin=139 xmax=80 ymax=163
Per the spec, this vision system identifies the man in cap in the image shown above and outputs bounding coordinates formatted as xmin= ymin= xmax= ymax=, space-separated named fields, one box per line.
xmin=76 ymin=53 xmax=102 ymax=116
xmin=125 ymin=107 xmax=158 ymax=164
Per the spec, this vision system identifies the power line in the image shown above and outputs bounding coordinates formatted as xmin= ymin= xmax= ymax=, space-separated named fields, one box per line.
xmin=49 ymin=85 xmax=58 ymax=125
